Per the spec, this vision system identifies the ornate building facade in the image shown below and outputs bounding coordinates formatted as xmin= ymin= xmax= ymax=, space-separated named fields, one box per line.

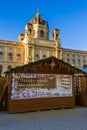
xmin=0 ymin=12 xmax=87 ymax=76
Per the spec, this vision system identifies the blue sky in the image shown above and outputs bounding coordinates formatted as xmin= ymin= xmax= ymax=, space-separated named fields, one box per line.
xmin=0 ymin=0 xmax=87 ymax=50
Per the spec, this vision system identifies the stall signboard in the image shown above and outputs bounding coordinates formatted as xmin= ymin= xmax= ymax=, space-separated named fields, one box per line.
xmin=11 ymin=73 xmax=72 ymax=99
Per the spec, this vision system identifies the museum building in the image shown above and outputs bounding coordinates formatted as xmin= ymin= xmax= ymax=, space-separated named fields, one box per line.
xmin=0 ymin=12 xmax=87 ymax=76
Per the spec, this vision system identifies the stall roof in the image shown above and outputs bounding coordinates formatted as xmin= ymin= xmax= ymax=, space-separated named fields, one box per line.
xmin=5 ymin=56 xmax=86 ymax=75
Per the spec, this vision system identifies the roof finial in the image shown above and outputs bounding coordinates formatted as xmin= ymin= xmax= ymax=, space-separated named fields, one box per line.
xmin=37 ymin=8 xmax=40 ymax=13
xmin=36 ymin=8 xmax=41 ymax=18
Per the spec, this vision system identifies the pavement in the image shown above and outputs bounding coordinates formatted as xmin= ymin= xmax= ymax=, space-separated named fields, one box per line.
xmin=0 ymin=106 xmax=87 ymax=130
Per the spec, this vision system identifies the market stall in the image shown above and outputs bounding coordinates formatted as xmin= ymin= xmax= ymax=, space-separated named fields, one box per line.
xmin=6 ymin=56 xmax=85 ymax=113
xmin=74 ymin=74 xmax=87 ymax=106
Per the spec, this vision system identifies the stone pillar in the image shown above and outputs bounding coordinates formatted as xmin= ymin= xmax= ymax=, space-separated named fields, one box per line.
xmin=40 ymin=48 xmax=42 ymax=59
xmin=4 ymin=47 xmax=7 ymax=62
xmin=24 ymin=44 xmax=29 ymax=64
xmin=32 ymin=47 xmax=35 ymax=62
xmin=14 ymin=47 xmax=16 ymax=65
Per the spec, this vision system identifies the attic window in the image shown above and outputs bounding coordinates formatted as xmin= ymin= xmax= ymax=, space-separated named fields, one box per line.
xmin=28 ymin=29 xmax=31 ymax=34
xmin=56 ymin=34 xmax=58 ymax=39
xmin=40 ymin=30 xmax=44 ymax=37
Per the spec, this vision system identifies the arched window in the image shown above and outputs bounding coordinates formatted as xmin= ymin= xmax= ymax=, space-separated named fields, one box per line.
xmin=28 ymin=29 xmax=31 ymax=34
xmin=83 ymin=60 xmax=85 ymax=66
xmin=78 ymin=59 xmax=80 ymax=66
xmin=35 ymin=54 xmax=39 ymax=61
xmin=8 ymin=53 xmax=13 ymax=61
xmin=0 ymin=52 xmax=3 ymax=60
xmin=67 ymin=58 xmax=69 ymax=63
xmin=56 ymin=34 xmax=58 ymax=39
xmin=43 ymin=55 xmax=46 ymax=59
xmin=72 ymin=59 xmax=75 ymax=66
xmin=72 ymin=54 xmax=75 ymax=57
xmin=67 ymin=54 xmax=69 ymax=57
xmin=8 ymin=65 xmax=12 ymax=70
xmin=17 ymin=54 xmax=21 ymax=61
xmin=40 ymin=30 xmax=44 ymax=37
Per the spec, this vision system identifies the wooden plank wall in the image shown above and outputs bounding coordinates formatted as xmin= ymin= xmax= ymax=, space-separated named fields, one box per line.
xmin=77 ymin=76 xmax=87 ymax=106
xmin=7 ymin=97 xmax=75 ymax=114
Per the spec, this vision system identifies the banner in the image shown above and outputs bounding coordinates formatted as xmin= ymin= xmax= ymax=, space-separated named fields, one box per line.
xmin=11 ymin=73 xmax=72 ymax=99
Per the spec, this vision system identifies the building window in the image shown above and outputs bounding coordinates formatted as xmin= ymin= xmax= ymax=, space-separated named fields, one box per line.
xmin=83 ymin=60 xmax=85 ymax=66
xmin=78 ymin=59 xmax=80 ymax=66
xmin=72 ymin=59 xmax=75 ymax=65
xmin=17 ymin=54 xmax=21 ymax=61
xmin=72 ymin=54 xmax=75 ymax=57
xmin=0 ymin=52 xmax=3 ymax=60
xmin=28 ymin=29 xmax=31 ymax=34
xmin=66 ymin=58 xmax=69 ymax=63
xmin=40 ymin=30 xmax=44 ymax=37
xmin=8 ymin=53 xmax=13 ymax=61
xmin=35 ymin=54 xmax=39 ymax=61
xmin=8 ymin=65 xmax=12 ymax=70
xmin=83 ymin=56 xmax=85 ymax=61
xmin=77 ymin=55 xmax=80 ymax=59
xmin=43 ymin=55 xmax=46 ymax=59
xmin=56 ymin=34 xmax=58 ymax=39
xmin=66 ymin=54 xmax=69 ymax=57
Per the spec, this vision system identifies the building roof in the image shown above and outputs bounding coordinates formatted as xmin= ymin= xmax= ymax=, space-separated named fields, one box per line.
xmin=82 ymin=66 xmax=87 ymax=73
xmin=5 ymin=56 xmax=86 ymax=75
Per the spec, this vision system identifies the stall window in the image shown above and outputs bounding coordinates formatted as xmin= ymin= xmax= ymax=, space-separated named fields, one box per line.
xmin=0 ymin=52 xmax=3 ymax=60
xmin=8 ymin=53 xmax=13 ymax=61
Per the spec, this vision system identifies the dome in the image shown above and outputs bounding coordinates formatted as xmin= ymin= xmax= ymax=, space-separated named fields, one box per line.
xmin=27 ymin=12 xmax=49 ymax=29
xmin=24 ymin=12 xmax=49 ymax=40
xmin=53 ymin=28 xmax=60 ymax=33
xmin=55 ymin=28 xmax=60 ymax=31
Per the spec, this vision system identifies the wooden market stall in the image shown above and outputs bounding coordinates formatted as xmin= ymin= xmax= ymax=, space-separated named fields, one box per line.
xmin=74 ymin=74 xmax=87 ymax=106
xmin=5 ymin=56 xmax=85 ymax=113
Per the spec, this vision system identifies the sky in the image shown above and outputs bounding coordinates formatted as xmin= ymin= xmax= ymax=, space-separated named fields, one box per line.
xmin=0 ymin=0 xmax=87 ymax=50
